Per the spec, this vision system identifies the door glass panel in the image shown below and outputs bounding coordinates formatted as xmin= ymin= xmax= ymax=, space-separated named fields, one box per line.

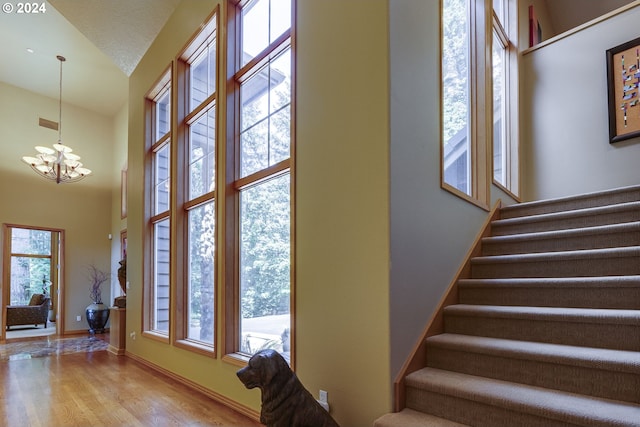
xmin=10 ymin=257 xmax=50 ymax=305
xmin=9 ymin=228 xmax=53 ymax=305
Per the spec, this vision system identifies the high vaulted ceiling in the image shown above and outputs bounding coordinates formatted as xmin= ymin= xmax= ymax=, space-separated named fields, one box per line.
xmin=0 ymin=0 xmax=635 ymax=117
xmin=0 ymin=0 xmax=179 ymax=116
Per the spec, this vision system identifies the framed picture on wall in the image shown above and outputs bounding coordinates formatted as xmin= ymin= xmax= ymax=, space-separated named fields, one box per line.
xmin=607 ymin=37 xmax=640 ymax=144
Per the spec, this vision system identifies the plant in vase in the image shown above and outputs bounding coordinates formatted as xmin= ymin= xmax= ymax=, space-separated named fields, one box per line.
xmin=86 ymin=265 xmax=110 ymax=334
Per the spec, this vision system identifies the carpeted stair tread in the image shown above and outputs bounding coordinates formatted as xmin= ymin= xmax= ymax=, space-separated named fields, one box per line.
xmin=444 ymin=305 xmax=640 ymax=350
xmin=472 ymin=246 xmax=640 ymax=265
xmin=470 ymin=246 xmax=640 ymax=278
xmin=500 ymin=184 xmax=640 ymax=219
xmin=427 ymin=333 xmax=640 ymax=374
xmin=386 ymin=186 xmax=640 ymax=425
xmin=458 ymin=276 xmax=640 ymax=308
xmin=482 ymin=221 xmax=640 ymax=254
xmin=491 ymin=201 xmax=640 ymax=235
xmin=405 ymin=368 xmax=640 ymax=426
xmin=459 ymin=276 xmax=640 ymax=289
xmin=444 ymin=304 xmax=640 ymax=325
xmin=374 ymin=408 xmax=471 ymax=427
xmin=426 ymin=334 xmax=640 ymax=402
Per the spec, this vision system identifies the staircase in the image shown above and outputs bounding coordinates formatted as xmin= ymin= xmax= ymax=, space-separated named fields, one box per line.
xmin=375 ymin=186 xmax=640 ymax=427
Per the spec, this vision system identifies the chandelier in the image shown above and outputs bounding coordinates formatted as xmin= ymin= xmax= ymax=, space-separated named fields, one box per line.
xmin=22 ymin=55 xmax=92 ymax=184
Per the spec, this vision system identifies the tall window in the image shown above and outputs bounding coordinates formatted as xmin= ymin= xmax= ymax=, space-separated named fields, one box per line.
xmin=442 ymin=0 xmax=471 ymax=195
xmin=227 ymin=0 xmax=293 ymax=363
xmin=492 ymin=0 xmax=519 ymax=196
xmin=144 ymin=69 xmax=171 ymax=337
xmin=441 ymin=0 xmax=490 ymax=208
xmin=175 ymin=11 xmax=218 ymax=350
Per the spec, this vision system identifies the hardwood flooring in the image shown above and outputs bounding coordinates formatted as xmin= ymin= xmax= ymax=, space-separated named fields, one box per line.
xmin=0 ymin=350 xmax=261 ymax=426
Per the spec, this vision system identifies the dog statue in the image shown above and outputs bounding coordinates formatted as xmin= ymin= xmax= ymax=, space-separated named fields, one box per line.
xmin=237 ymin=349 xmax=340 ymax=427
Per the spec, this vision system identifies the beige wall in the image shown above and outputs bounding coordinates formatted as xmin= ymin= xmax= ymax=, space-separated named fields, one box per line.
xmin=296 ymin=0 xmax=391 ymax=423
xmin=125 ymin=0 xmax=391 ymax=424
xmin=0 ymin=82 xmax=113 ymax=333
xmin=110 ymin=104 xmax=128 ymax=304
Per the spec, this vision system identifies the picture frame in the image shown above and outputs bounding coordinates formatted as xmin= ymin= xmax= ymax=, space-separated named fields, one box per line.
xmin=606 ymin=37 xmax=640 ymax=144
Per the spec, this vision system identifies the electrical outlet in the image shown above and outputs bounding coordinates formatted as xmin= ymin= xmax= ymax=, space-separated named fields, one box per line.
xmin=130 ymin=331 xmax=136 ymax=340
xmin=76 ymin=315 xmax=81 ymax=322
xmin=319 ymin=390 xmax=328 ymax=403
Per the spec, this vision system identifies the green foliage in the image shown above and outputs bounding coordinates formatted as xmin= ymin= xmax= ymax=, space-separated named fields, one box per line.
xmin=10 ymin=229 xmax=52 ymax=305
xmin=240 ymin=175 xmax=291 ymax=318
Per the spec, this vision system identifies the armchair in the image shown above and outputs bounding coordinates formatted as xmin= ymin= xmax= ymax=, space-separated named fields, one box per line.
xmin=6 ymin=293 xmax=50 ymax=330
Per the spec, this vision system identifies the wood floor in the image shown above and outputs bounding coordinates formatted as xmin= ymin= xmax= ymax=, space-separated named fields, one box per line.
xmin=0 ymin=350 xmax=261 ymax=426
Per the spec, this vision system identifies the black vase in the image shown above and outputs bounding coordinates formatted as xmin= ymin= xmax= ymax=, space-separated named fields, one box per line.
xmin=86 ymin=302 xmax=110 ymax=334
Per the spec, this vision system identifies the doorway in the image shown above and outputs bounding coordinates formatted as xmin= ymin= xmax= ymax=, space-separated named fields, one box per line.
xmin=2 ymin=224 xmax=64 ymax=342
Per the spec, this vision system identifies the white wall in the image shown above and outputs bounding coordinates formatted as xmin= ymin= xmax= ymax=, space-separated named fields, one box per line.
xmin=521 ymin=4 xmax=640 ymax=200
xmin=388 ymin=0 xmax=516 ymax=381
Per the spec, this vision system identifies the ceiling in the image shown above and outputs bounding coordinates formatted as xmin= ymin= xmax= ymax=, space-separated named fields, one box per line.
xmin=0 ymin=0 xmax=179 ymax=116
xmin=0 ymin=0 xmax=636 ymax=118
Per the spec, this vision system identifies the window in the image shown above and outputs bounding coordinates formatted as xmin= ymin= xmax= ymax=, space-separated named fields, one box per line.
xmin=492 ymin=0 xmax=519 ymax=196
xmin=226 ymin=0 xmax=294 ymax=363
xmin=174 ymin=11 xmax=219 ymax=351
xmin=144 ymin=69 xmax=172 ymax=338
xmin=441 ymin=0 xmax=490 ymax=209
xmin=492 ymin=28 xmax=506 ymax=185
xmin=442 ymin=0 xmax=471 ymax=195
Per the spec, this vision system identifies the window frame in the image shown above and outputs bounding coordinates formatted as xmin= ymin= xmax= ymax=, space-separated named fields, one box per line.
xmin=173 ymin=8 xmax=220 ymax=356
xmin=491 ymin=0 xmax=520 ymax=198
xmin=143 ymin=66 xmax=173 ymax=342
xmin=440 ymin=0 xmax=492 ymax=210
xmin=224 ymin=0 xmax=296 ymax=367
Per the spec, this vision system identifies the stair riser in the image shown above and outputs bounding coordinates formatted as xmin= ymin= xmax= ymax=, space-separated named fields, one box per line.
xmin=492 ymin=209 xmax=640 ymax=236
xmin=459 ymin=286 xmax=640 ymax=309
xmin=426 ymin=346 xmax=640 ymax=403
xmin=406 ymin=388 xmax=577 ymax=427
xmin=471 ymin=256 xmax=640 ymax=278
xmin=482 ymin=230 xmax=640 ymax=255
xmin=444 ymin=316 xmax=640 ymax=351
xmin=500 ymin=188 xmax=640 ymax=219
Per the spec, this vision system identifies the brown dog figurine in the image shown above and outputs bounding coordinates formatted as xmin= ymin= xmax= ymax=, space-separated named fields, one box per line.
xmin=237 ymin=349 xmax=340 ymax=427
